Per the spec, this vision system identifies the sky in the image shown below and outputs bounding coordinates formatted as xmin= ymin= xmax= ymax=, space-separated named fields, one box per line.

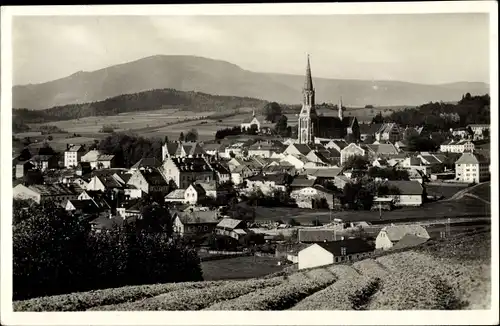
xmin=12 ymin=13 xmax=490 ymax=85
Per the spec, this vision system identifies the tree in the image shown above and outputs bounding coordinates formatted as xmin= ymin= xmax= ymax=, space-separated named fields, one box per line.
xmin=482 ymin=128 xmax=490 ymax=139
xmin=343 ymin=155 xmax=369 ymax=170
xmin=185 ymin=129 xmax=198 ymax=142
xmin=371 ymin=112 xmax=384 ymax=124
xmin=38 ymin=143 xmax=56 ymax=156
xmin=263 ymin=102 xmax=282 ymax=123
xmin=24 ymin=170 xmax=44 ymax=186
xmin=406 ymin=135 xmax=438 ymax=152
xmin=179 ymin=132 xmax=185 ymax=142
xmin=275 ymin=115 xmax=288 ymax=136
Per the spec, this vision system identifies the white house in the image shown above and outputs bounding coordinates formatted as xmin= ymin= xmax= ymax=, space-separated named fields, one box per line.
xmin=340 ymin=143 xmax=366 ymax=166
xmin=64 ymin=144 xmax=85 ymax=168
xmin=375 ymin=224 xmax=430 ymax=250
xmin=467 ymin=124 xmax=490 ymax=140
xmin=298 ymin=239 xmax=374 ymax=270
xmin=455 ymin=152 xmax=490 ymax=183
xmin=375 ymin=123 xmax=401 ymax=143
xmin=13 ymin=183 xmax=78 ymax=204
xmin=164 ymin=189 xmax=186 ymax=204
xmin=184 ymin=183 xmax=207 ymax=205
xmin=240 ymin=110 xmax=261 ymax=132
xmin=81 ymin=150 xmax=102 ymax=163
xmin=440 ymin=139 xmax=475 ymax=153
xmin=384 ymin=180 xmax=424 ymax=206
xmin=281 ymin=154 xmax=310 ymax=170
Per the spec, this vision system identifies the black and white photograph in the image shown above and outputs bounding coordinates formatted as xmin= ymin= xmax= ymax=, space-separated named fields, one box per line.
xmin=1 ymin=2 xmax=498 ymax=325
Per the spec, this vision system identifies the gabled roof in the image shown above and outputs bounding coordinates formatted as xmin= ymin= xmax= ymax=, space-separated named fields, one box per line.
xmin=455 ymin=152 xmax=489 ymax=165
xmin=216 ymin=218 xmax=245 ymax=230
xmin=391 ymin=234 xmax=429 ymax=250
xmin=315 ymin=238 xmax=374 ymax=256
xmin=359 ymin=123 xmax=383 ymax=135
xmin=304 ymin=168 xmax=342 ymax=178
xmin=163 ymin=142 xmax=179 ymax=156
xmin=131 ymin=157 xmax=162 ymax=169
xmin=289 ymin=143 xmax=312 ymax=156
xmin=170 ymin=157 xmax=214 ymax=173
xmin=210 ymin=162 xmax=230 ymax=175
xmin=97 ymin=154 xmax=115 ymax=161
xmin=165 ymin=189 xmax=186 ymax=199
xmin=67 ymin=145 xmax=85 ymax=152
xmin=365 ymin=143 xmax=399 ymax=155
xmin=419 ymin=155 xmax=441 ymax=165
xmin=175 ymin=210 xmax=219 ymax=224
xmin=139 ymin=169 xmax=168 ymax=186
xmin=196 ymin=180 xmax=217 ymax=192
xmin=291 ymin=176 xmax=316 ymax=188
xmin=27 ymin=184 xmax=78 ymax=196
xmin=177 ymin=142 xmax=206 ymax=157
xmin=30 ymin=154 xmax=54 ymax=162
xmin=299 ymin=229 xmax=342 ymax=243
xmin=67 ymin=199 xmax=100 ymax=213
xmin=380 ymin=224 xmax=430 ymax=242
xmin=342 ymin=116 xmax=357 ymax=128
xmin=385 ymin=180 xmax=423 ymax=195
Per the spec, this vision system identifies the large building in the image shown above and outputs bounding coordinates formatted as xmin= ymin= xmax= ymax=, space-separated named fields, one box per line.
xmin=455 ymin=152 xmax=490 ymax=183
xmin=297 ymin=55 xmax=360 ymax=145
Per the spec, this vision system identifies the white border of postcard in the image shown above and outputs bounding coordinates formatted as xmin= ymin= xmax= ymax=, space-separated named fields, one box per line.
xmin=1 ymin=2 xmax=499 ymax=325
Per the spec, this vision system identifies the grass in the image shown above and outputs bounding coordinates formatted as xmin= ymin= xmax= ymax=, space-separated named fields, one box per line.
xmin=201 ymin=255 xmax=284 ymax=281
xmin=468 ymin=182 xmax=491 ymax=202
xmin=425 ymin=184 xmax=470 ymax=199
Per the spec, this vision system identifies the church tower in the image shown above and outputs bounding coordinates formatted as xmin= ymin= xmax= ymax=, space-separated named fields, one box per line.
xmin=298 ymin=54 xmax=317 ymax=144
xmin=338 ymin=96 xmax=344 ymax=120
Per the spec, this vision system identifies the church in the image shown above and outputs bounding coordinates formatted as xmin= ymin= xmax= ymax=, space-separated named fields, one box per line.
xmin=297 ymin=55 xmax=360 ymax=144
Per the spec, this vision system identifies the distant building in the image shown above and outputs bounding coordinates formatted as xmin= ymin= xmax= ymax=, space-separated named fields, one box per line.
xmin=375 ymin=123 xmax=401 ymax=143
xmin=467 ymin=124 xmax=490 ymax=140
xmin=375 ymin=224 xmax=430 ymax=250
xmin=13 ymin=183 xmax=78 ymax=204
xmin=215 ymin=218 xmax=247 ymax=240
xmin=240 ymin=110 xmax=261 ymax=132
xmin=172 ymin=210 xmax=219 ymax=237
xmin=29 ymin=155 xmax=58 ymax=172
xmin=127 ymin=168 xmax=170 ymax=195
xmin=440 ymin=139 xmax=475 ymax=153
xmin=162 ymin=157 xmax=215 ymax=189
xmin=64 ymin=144 xmax=86 ymax=168
xmin=298 ymin=239 xmax=374 ymax=270
xmin=340 ymin=143 xmax=366 ymax=166
xmin=455 ymin=152 xmax=490 ymax=183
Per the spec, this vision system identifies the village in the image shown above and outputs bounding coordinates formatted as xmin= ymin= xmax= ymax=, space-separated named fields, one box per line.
xmin=12 ymin=58 xmax=491 ymax=274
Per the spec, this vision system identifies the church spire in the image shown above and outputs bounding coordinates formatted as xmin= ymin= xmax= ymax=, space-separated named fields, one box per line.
xmin=338 ymin=96 xmax=344 ymax=120
xmin=304 ymin=54 xmax=313 ymax=91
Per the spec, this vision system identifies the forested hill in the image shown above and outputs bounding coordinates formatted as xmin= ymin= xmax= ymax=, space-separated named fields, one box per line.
xmin=13 ymin=88 xmax=268 ymax=124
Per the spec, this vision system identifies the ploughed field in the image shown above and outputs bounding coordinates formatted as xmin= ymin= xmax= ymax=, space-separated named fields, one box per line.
xmin=13 ymin=229 xmax=490 ymax=311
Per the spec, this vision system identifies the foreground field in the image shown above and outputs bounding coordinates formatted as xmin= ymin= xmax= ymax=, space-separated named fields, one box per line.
xmin=13 ymin=229 xmax=490 ymax=311
xmin=201 ymin=256 xmax=284 ymax=281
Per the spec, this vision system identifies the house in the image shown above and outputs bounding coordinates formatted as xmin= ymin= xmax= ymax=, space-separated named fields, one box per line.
xmin=290 ymin=176 xmax=317 ymax=190
xmin=29 ymin=155 xmax=58 ymax=172
xmin=283 ymin=143 xmax=313 ymax=157
xmin=77 ymin=190 xmax=113 ymax=212
xmin=126 ymin=168 xmax=170 ymax=195
xmin=81 ymin=150 xmax=102 ymax=163
xmin=245 ymin=173 xmax=290 ymax=195
xmin=15 ymin=161 xmax=35 ymax=179
xmin=440 ymin=139 xmax=475 ymax=153
xmin=116 ymin=200 xmax=145 ymax=220
xmin=224 ymin=142 xmax=246 ymax=158
xmin=394 ymin=140 xmax=408 ymax=152
xmin=375 ymin=224 xmax=430 ymax=250
xmin=130 ymin=157 xmax=163 ymax=171
xmin=364 ymin=143 xmax=399 ymax=158
xmin=240 ymin=110 xmax=261 ymax=132
xmin=281 ymin=154 xmax=311 ymax=170
xmin=384 ymin=180 xmax=424 ymax=206
xmin=172 ymin=210 xmax=219 ymax=237
xmin=86 ymin=175 xmax=123 ymax=192
xmin=184 ymin=183 xmax=208 ymax=204
xmin=65 ymin=199 xmax=100 ymax=215
xmin=451 ymin=128 xmax=470 ymax=139
xmin=76 ymin=162 xmax=92 ymax=176
xmin=340 ymin=143 xmax=366 ymax=166
xmin=247 ymin=140 xmax=284 ymax=158
xmin=90 ymin=214 xmax=137 ymax=233
xmin=324 ymin=139 xmax=349 ymax=153
xmin=202 ymin=143 xmax=226 ymax=157
xmin=174 ymin=142 xmax=207 ymax=158
xmin=375 ymin=123 xmax=401 ymax=143
xmin=215 ymin=218 xmax=247 ymax=240
xmin=371 ymin=158 xmax=389 ymax=168
xmin=162 ymin=157 xmax=215 ymax=189
xmin=298 ymin=239 xmax=374 ymax=270
xmin=13 ymin=183 xmax=78 ymax=204
xmin=165 ymin=189 xmax=186 ymax=204
xmin=94 ymin=154 xmax=116 ymax=169
xmin=454 ymin=152 xmax=490 ymax=183
xmin=290 ymin=184 xmax=340 ymax=209
xmin=305 ymin=150 xmax=337 ymax=167
xmin=371 ymin=197 xmax=394 ymax=211
xmin=229 ymin=165 xmax=254 ymax=185
xmin=467 ymin=124 xmax=490 ymax=140
xmin=64 ymin=144 xmax=86 ymax=168
xmin=262 ymin=164 xmax=297 ymax=176
xmin=209 ymin=162 xmax=231 ymax=184
xmin=358 ymin=123 xmax=382 ymax=143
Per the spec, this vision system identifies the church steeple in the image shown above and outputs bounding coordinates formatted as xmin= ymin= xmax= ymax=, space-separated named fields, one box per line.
xmin=298 ymin=54 xmax=317 ymax=145
xmin=304 ymin=54 xmax=313 ymax=91
xmin=338 ymin=96 xmax=344 ymax=120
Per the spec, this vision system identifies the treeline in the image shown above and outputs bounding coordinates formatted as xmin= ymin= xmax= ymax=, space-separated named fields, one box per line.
xmin=382 ymin=93 xmax=490 ymax=131
xmin=12 ymin=88 xmax=269 ymax=124
xmin=13 ymin=201 xmax=202 ymax=300
xmin=97 ymin=132 xmax=163 ymax=168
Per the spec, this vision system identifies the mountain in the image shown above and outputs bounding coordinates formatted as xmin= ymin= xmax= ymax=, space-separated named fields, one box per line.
xmin=13 ymin=55 xmax=489 ymax=110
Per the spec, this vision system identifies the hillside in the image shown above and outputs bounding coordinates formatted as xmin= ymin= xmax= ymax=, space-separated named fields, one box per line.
xmin=13 ymin=55 xmax=489 ymax=110
xmin=12 ymin=88 xmax=268 ymax=124
xmin=13 ymin=229 xmax=490 ymax=311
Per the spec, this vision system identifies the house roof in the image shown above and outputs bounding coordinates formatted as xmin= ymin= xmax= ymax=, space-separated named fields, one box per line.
xmin=359 ymin=123 xmax=383 ymax=135
xmin=163 ymin=142 xmax=179 ymax=156
xmin=290 ymin=143 xmax=313 ymax=156
xmin=380 ymin=224 xmax=429 ymax=242
xmin=455 ymin=152 xmax=489 ymax=165
xmin=314 ymin=238 xmax=374 ymax=256
xmin=385 ymin=180 xmax=423 ymax=195
xmin=171 ymin=157 xmax=213 ymax=172
xmin=67 ymin=199 xmax=100 ymax=213
xmin=210 ymin=162 xmax=230 ymax=175
xmin=67 ymin=145 xmax=84 ymax=152
xmin=175 ymin=210 xmax=219 ymax=224
xmin=131 ymin=157 xmax=162 ymax=169
xmin=304 ymin=168 xmax=342 ymax=178
xmin=202 ymin=143 xmax=225 ymax=152
xmin=28 ymin=184 xmax=78 ymax=196
xmin=419 ymin=155 xmax=441 ymax=165
xmin=247 ymin=173 xmax=289 ymax=185
xmin=299 ymin=229 xmax=342 ymax=243
xmin=97 ymin=154 xmax=115 ymax=161
xmin=376 ymin=123 xmax=398 ymax=135
xmin=165 ymin=189 xmax=186 ymax=199
xmin=138 ymin=169 xmax=168 ymax=186
xmin=391 ymin=234 xmax=429 ymax=250
xmin=291 ymin=176 xmax=316 ymax=188
xmin=196 ymin=181 xmax=217 ymax=192
xmin=326 ymin=139 xmax=349 ymax=150
xmin=177 ymin=142 xmax=206 ymax=157
xmin=96 ymin=175 xmax=123 ymax=189
xmin=365 ymin=143 xmax=399 ymax=155
xmin=263 ymin=165 xmax=296 ymax=175
xmin=216 ymin=218 xmax=245 ymax=230
xmin=30 ymin=154 xmax=54 ymax=162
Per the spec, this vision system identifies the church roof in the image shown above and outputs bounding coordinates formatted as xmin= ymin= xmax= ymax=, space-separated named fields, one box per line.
xmin=304 ymin=55 xmax=313 ymax=91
